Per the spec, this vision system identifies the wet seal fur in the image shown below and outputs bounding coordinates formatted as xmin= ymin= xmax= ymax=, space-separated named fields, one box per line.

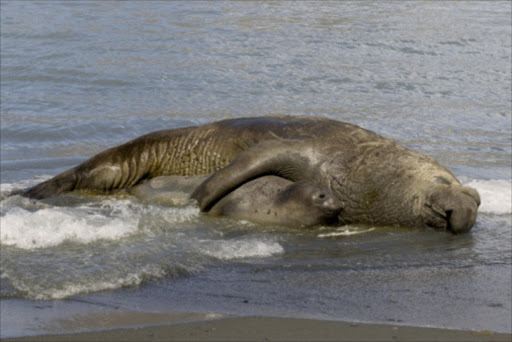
xmin=130 ymin=175 xmax=343 ymax=227
xmin=24 ymin=116 xmax=481 ymax=233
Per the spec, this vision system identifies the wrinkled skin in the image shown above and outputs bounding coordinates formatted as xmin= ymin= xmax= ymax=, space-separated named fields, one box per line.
xmin=23 ymin=116 xmax=480 ymax=233
xmin=130 ymin=175 xmax=343 ymax=227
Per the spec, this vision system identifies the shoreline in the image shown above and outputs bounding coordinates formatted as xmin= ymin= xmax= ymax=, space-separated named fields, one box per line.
xmin=5 ymin=316 xmax=511 ymax=342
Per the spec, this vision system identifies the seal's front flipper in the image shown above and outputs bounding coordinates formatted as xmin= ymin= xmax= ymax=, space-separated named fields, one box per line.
xmin=192 ymin=139 xmax=318 ymax=211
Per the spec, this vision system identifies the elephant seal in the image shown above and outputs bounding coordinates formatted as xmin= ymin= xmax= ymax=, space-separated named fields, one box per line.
xmin=129 ymin=175 xmax=343 ymax=227
xmin=23 ymin=116 xmax=480 ymax=233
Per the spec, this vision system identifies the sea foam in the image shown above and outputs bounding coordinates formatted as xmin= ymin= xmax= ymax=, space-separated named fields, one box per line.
xmin=0 ymin=206 xmax=139 ymax=249
xmin=465 ymin=179 xmax=511 ymax=215
xmin=318 ymin=227 xmax=375 ymax=238
xmin=4 ymin=264 xmax=170 ymax=300
xmin=0 ymin=178 xmax=197 ymax=250
xmin=200 ymin=238 xmax=284 ymax=260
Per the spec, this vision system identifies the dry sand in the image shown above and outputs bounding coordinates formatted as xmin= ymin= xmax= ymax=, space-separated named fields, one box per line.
xmin=5 ymin=316 xmax=511 ymax=342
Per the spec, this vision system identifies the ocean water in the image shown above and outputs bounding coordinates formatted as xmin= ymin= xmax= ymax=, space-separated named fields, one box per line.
xmin=1 ymin=1 xmax=511 ymax=337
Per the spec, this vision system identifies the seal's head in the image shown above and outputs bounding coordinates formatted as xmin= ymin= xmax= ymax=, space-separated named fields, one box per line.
xmin=423 ymin=184 xmax=480 ymax=234
xmin=309 ymin=187 xmax=344 ymax=217
xmin=281 ymin=181 xmax=344 ymax=225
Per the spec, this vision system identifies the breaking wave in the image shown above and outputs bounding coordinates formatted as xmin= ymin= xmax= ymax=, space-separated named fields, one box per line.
xmin=0 ymin=178 xmax=284 ymax=299
xmin=465 ymin=179 xmax=511 ymax=215
xmin=0 ymin=177 xmax=507 ymax=300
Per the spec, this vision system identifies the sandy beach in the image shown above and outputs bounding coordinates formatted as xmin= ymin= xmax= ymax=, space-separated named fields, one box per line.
xmin=5 ymin=315 xmax=511 ymax=342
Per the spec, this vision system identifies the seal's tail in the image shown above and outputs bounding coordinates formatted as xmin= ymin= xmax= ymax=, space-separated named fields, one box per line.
xmin=22 ymin=169 xmax=78 ymax=199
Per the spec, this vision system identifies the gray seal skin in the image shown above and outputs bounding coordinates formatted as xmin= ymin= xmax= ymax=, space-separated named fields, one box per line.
xmin=129 ymin=175 xmax=343 ymax=227
xmin=23 ymin=116 xmax=481 ymax=233
xmin=129 ymin=175 xmax=209 ymax=206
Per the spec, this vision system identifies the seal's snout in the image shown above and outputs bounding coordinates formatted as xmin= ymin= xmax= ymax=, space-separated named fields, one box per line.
xmin=426 ymin=185 xmax=480 ymax=234
xmin=314 ymin=192 xmax=344 ymax=215
xmin=447 ymin=187 xmax=480 ymax=234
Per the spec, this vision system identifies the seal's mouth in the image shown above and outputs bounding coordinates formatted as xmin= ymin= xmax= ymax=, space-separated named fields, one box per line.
xmin=425 ymin=204 xmax=460 ymax=232
xmin=316 ymin=196 xmax=344 ymax=216
xmin=425 ymin=202 xmax=449 ymax=231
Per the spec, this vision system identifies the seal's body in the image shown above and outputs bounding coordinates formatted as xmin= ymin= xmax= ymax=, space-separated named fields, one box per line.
xmin=24 ymin=116 xmax=480 ymax=233
xmin=130 ymin=175 xmax=343 ymax=227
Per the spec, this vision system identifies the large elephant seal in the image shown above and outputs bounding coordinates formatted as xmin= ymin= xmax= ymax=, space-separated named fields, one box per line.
xmin=23 ymin=116 xmax=481 ymax=233
xmin=129 ymin=175 xmax=343 ymax=227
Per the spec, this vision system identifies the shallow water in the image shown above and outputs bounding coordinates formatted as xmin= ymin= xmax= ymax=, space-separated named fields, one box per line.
xmin=1 ymin=1 xmax=511 ymax=337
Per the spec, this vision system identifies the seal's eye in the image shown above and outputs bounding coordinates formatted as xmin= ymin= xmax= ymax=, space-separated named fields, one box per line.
xmin=435 ymin=176 xmax=451 ymax=185
xmin=319 ymin=194 xmax=325 ymax=199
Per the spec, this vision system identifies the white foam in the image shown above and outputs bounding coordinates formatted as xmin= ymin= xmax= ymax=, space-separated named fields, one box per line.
xmin=318 ymin=227 xmax=375 ymax=238
xmin=465 ymin=179 xmax=512 ymax=215
xmin=160 ymin=205 xmax=201 ymax=224
xmin=0 ymin=175 xmax=202 ymax=249
xmin=6 ymin=265 xmax=168 ymax=300
xmin=0 ymin=206 xmax=139 ymax=249
xmin=0 ymin=176 xmax=51 ymax=194
xmin=201 ymin=238 xmax=284 ymax=260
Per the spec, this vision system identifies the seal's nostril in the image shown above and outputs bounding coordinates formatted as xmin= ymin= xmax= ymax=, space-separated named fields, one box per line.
xmin=445 ymin=210 xmax=453 ymax=230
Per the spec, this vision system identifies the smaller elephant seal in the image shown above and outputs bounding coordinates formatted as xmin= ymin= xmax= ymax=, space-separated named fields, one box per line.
xmin=129 ymin=175 xmax=343 ymax=227
xmin=210 ymin=176 xmax=343 ymax=227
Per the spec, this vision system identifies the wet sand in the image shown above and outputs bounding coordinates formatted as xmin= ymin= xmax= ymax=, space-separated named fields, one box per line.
xmin=5 ymin=316 xmax=511 ymax=342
